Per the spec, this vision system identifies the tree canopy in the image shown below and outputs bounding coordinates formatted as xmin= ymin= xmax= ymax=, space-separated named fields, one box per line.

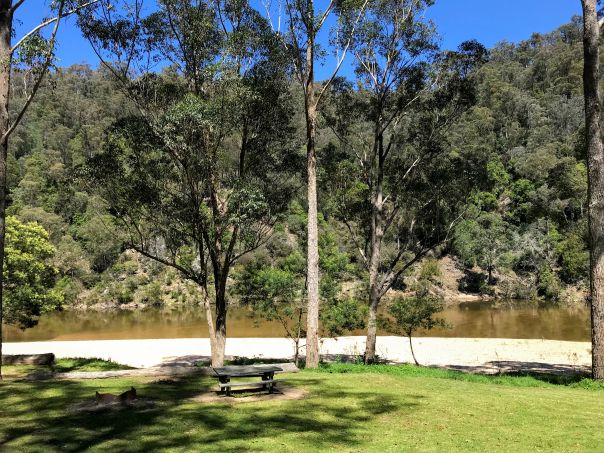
xmin=3 ymin=216 xmax=62 ymax=329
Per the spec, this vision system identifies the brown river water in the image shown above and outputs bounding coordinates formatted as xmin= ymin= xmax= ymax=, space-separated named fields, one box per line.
xmin=2 ymin=300 xmax=591 ymax=342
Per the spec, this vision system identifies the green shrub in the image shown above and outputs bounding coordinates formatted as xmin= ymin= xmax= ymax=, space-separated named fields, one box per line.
xmin=556 ymin=232 xmax=588 ymax=283
xmin=537 ymin=265 xmax=562 ymax=301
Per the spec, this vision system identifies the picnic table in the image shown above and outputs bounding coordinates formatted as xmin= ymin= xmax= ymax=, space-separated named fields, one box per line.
xmin=212 ymin=365 xmax=283 ymax=396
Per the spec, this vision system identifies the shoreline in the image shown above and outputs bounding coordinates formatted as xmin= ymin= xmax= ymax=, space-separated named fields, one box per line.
xmin=3 ymin=336 xmax=591 ymax=372
xmin=71 ymin=293 xmax=489 ymax=312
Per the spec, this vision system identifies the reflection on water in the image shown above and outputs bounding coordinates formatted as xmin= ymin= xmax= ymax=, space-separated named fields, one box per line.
xmin=2 ymin=300 xmax=591 ymax=342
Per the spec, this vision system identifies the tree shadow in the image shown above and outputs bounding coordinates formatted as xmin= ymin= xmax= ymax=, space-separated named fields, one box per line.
xmin=444 ymin=361 xmax=593 ymax=385
xmin=458 ymin=269 xmax=487 ymax=293
xmin=0 ymin=374 xmax=418 ymax=451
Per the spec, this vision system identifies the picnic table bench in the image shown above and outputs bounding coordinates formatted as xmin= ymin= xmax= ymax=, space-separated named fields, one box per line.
xmin=212 ymin=365 xmax=283 ymax=396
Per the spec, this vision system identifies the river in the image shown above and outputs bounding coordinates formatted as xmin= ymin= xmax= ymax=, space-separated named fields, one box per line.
xmin=2 ymin=300 xmax=591 ymax=342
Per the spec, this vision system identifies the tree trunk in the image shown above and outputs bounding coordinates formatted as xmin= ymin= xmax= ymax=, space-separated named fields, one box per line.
xmin=0 ymin=2 xmax=12 ymax=380
xmin=306 ymin=105 xmax=320 ymax=368
xmin=293 ymin=338 xmax=300 ymax=368
xmin=213 ymin=323 xmax=226 ymax=367
xmin=202 ymin=291 xmax=225 ymax=368
xmin=365 ymin=297 xmax=379 ymax=363
xmin=408 ymin=334 xmax=419 ymax=366
xmin=365 ymin=132 xmax=385 ymax=364
xmin=305 ymin=0 xmax=320 ymax=369
xmin=582 ymin=0 xmax=604 ymax=380
xmin=294 ymin=307 xmax=303 ymax=367
xmin=211 ymin=268 xmax=228 ymax=367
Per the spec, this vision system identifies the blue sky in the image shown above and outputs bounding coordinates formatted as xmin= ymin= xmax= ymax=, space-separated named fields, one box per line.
xmin=16 ymin=0 xmax=581 ymax=80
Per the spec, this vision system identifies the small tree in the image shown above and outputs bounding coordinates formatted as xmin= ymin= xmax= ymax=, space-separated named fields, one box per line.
xmin=3 ymin=216 xmax=62 ymax=329
xmin=233 ymin=213 xmax=365 ymax=366
xmin=453 ymin=211 xmax=508 ymax=285
xmin=387 ymin=292 xmax=446 ymax=366
xmin=233 ymin=247 xmax=306 ymax=365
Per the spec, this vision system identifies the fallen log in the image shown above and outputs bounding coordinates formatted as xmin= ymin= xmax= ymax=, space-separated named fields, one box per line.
xmin=2 ymin=353 xmax=55 ymax=365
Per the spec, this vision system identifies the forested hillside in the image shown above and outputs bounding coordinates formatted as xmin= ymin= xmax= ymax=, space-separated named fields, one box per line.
xmin=8 ymin=17 xmax=589 ymax=310
xmin=448 ymin=17 xmax=587 ymax=300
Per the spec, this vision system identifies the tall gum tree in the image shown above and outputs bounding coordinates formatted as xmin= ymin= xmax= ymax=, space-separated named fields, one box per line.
xmin=581 ymin=0 xmax=604 ymax=379
xmin=326 ymin=0 xmax=486 ymax=363
xmin=282 ymin=0 xmax=367 ymax=368
xmin=80 ymin=0 xmax=298 ymax=366
xmin=0 ymin=0 xmax=98 ymax=378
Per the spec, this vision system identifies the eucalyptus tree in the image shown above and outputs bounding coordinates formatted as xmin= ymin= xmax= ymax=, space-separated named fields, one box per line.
xmin=326 ymin=0 xmax=486 ymax=363
xmin=281 ymin=0 xmax=368 ymax=368
xmin=0 ymin=0 xmax=98 ymax=378
xmin=581 ymin=0 xmax=604 ymax=379
xmin=81 ymin=0 xmax=299 ymax=366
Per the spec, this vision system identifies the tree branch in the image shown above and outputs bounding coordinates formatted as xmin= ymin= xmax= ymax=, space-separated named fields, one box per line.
xmin=129 ymin=243 xmax=199 ymax=284
xmin=283 ymin=0 xmax=305 ymax=84
xmin=378 ymin=207 xmax=465 ymax=298
xmin=317 ymin=0 xmax=336 ymax=29
xmin=229 ymin=223 xmax=275 ymax=265
xmin=2 ymin=0 xmax=68 ymax=144
xmin=315 ymin=0 xmax=369 ymax=106
xmin=11 ymin=0 xmax=100 ymax=54
xmin=11 ymin=0 xmax=26 ymax=13
xmin=342 ymin=217 xmax=368 ymax=269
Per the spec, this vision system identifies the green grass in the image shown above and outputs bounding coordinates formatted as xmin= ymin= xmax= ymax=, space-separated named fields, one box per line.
xmin=1 ymin=357 xmax=133 ymax=379
xmin=1 ymin=363 xmax=604 ymax=452
xmin=317 ymin=362 xmax=604 ymax=390
xmin=52 ymin=358 xmax=134 ymax=373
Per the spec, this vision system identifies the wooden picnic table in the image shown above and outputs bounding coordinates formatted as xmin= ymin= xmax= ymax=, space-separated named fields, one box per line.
xmin=212 ymin=365 xmax=283 ymax=396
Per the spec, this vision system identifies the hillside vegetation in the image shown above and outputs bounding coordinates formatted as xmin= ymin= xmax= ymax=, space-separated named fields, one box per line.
xmin=7 ymin=18 xmax=590 ymax=312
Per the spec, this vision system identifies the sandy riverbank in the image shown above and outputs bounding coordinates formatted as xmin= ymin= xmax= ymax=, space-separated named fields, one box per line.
xmin=3 ymin=336 xmax=592 ymax=373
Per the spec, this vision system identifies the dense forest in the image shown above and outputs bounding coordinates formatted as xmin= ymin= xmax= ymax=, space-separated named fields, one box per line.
xmin=6 ymin=16 xmax=589 ymax=318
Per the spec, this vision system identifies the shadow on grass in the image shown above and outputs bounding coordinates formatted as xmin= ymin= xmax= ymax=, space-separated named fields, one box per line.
xmin=446 ymin=361 xmax=595 ymax=386
xmin=317 ymin=362 xmax=604 ymax=390
xmin=2 ymin=358 xmax=136 ymax=381
xmin=0 ymin=374 xmax=414 ymax=451
xmin=504 ymin=371 xmax=591 ymax=385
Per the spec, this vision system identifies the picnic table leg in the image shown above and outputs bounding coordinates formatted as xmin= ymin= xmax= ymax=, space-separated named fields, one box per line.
xmin=262 ymin=372 xmax=275 ymax=393
xmin=262 ymin=373 xmax=268 ymax=391
xmin=219 ymin=376 xmax=231 ymax=396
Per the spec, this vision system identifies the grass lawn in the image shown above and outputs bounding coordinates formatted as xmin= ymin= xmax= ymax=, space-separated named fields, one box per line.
xmin=1 ymin=363 xmax=603 ymax=452
xmin=1 ymin=357 xmax=133 ymax=379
